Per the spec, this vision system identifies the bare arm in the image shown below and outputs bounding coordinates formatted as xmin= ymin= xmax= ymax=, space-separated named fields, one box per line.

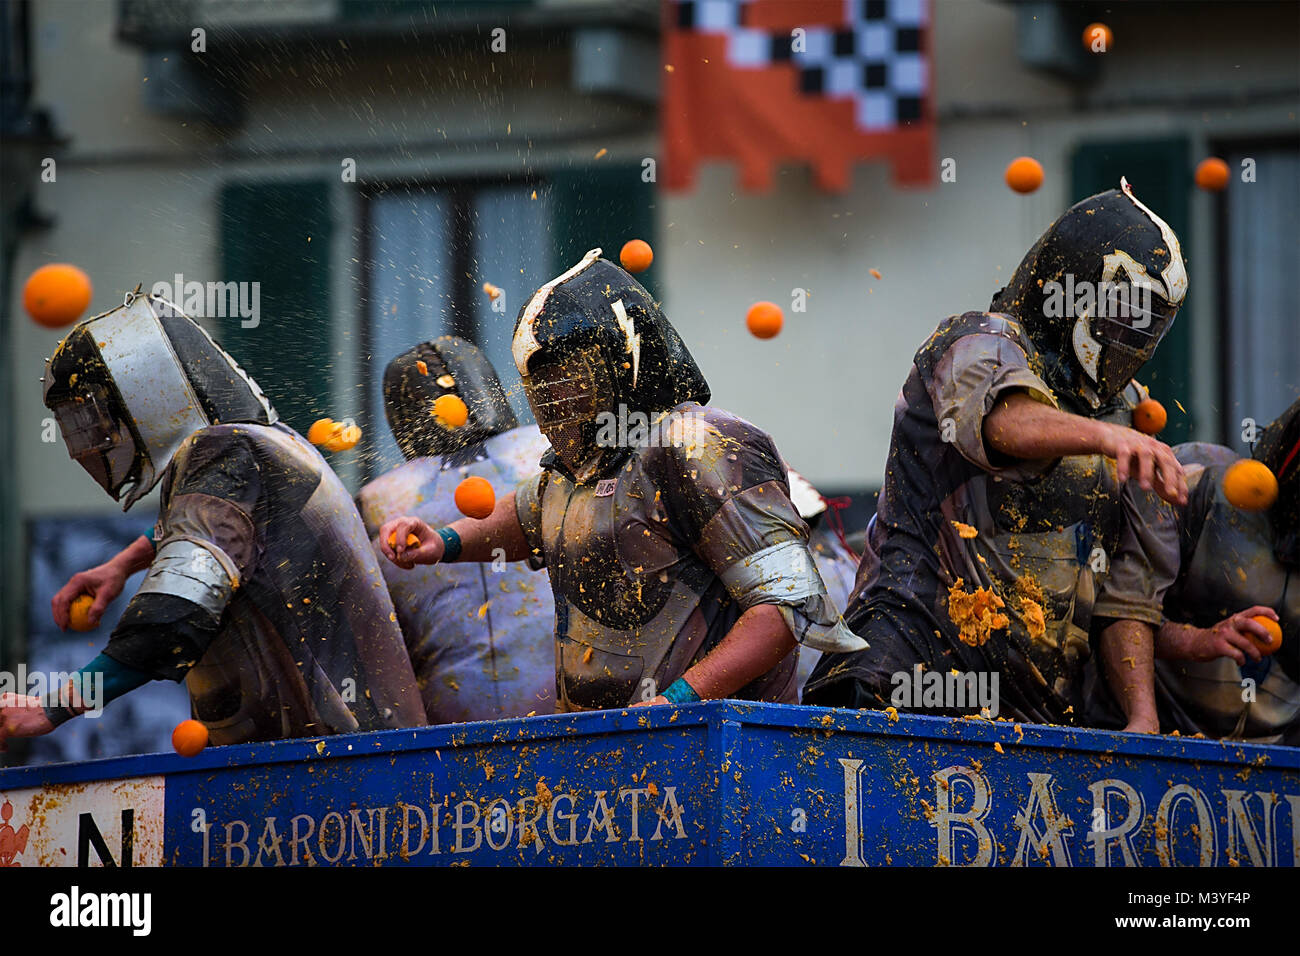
xmin=51 ymin=534 xmax=156 ymax=630
xmin=635 ymin=604 xmax=797 ymax=704
xmin=379 ymin=491 xmax=531 ymax=569
xmin=983 ymin=392 xmax=1187 ymax=506
xmin=1099 ymin=619 xmax=1159 ymax=734
xmin=1156 ymin=606 xmax=1277 ymax=665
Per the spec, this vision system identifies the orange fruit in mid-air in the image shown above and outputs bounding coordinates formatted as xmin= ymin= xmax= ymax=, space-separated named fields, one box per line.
xmin=1005 ymin=157 xmax=1044 ymax=194
xmin=1083 ymin=22 xmax=1112 ymax=52
xmin=1222 ymin=459 xmax=1279 ymax=511
xmin=172 ymin=719 xmax=209 ymax=757
xmin=307 ymin=418 xmax=339 ymax=445
xmin=1132 ymin=399 xmax=1167 ymax=435
xmin=23 ymin=264 xmax=93 ymax=328
xmin=1249 ymin=616 xmax=1283 ymax=655
xmin=455 ymin=476 xmax=496 ymax=519
xmin=68 ymin=594 xmax=96 ymax=632
xmin=387 ymin=532 xmax=420 ymax=549
xmin=433 ymin=394 xmax=469 ymax=428
xmin=1195 ymin=157 xmax=1230 ymax=191
xmin=321 ymin=421 xmax=361 ymax=452
xmin=746 ymin=301 xmax=783 ymax=339
xmin=619 ymin=239 xmax=654 ymax=273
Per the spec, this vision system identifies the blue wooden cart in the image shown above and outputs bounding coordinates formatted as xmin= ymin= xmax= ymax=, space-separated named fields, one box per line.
xmin=1 ymin=702 xmax=1297 ymax=866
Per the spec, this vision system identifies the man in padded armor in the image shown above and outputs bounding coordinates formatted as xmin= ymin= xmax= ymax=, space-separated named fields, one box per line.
xmin=0 ymin=292 xmax=424 ymax=750
xmin=1087 ymin=400 xmax=1299 ymax=743
xmin=379 ymin=250 xmax=864 ymax=711
xmin=805 ymin=180 xmax=1190 ymax=732
xmin=356 ymin=337 xmax=555 ymax=722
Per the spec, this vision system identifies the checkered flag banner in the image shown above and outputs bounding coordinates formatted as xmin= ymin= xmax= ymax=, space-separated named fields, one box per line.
xmin=664 ymin=0 xmax=933 ymax=192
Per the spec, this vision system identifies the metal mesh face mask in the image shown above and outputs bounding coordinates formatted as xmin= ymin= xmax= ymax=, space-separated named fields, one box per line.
xmin=994 ymin=178 xmax=1187 ymax=406
xmin=513 ymin=251 xmax=711 ymax=478
xmin=521 ymin=347 xmax=610 ymax=473
xmin=1074 ymin=287 xmax=1179 ymax=399
xmin=44 ymin=290 xmax=276 ymax=510
xmin=52 ymin=384 xmax=140 ymax=500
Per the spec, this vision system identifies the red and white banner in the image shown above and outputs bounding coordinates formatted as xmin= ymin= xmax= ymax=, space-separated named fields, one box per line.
xmin=663 ymin=0 xmax=934 ymax=192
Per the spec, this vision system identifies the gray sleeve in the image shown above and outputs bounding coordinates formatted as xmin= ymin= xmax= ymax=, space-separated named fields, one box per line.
xmin=1094 ymin=484 xmax=1181 ymax=626
xmin=929 ymin=333 xmax=1059 ymax=473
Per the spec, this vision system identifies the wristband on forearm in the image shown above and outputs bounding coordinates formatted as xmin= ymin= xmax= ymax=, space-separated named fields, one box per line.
xmin=662 ymin=677 xmax=701 ymax=704
xmin=41 ymin=652 xmax=151 ymax=726
xmin=435 ymin=526 xmax=462 ymax=562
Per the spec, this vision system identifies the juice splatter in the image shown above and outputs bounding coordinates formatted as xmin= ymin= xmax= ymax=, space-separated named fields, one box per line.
xmin=948 ymin=578 xmax=1009 ymax=646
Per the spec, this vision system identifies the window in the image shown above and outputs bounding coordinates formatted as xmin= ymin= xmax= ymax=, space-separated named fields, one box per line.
xmin=1072 ymin=138 xmax=1194 ymax=443
xmin=363 ymin=179 xmax=551 ymax=476
xmin=1217 ymin=139 xmax=1300 ymax=449
xmin=362 ymin=165 xmax=657 ymax=478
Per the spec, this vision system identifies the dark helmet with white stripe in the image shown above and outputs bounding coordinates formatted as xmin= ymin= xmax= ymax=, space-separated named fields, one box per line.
xmin=511 ymin=248 xmax=710 ymax=477
xmin=383 ymin=335 xmax=518 ymax=460
xmin=991 ymin=178 xmax=1188 ymax=407
xmin=43 ymin=290 xmax=276 ymax=510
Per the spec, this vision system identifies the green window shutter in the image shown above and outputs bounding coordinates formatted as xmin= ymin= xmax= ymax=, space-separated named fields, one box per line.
xmin=549 ymin=164 xmax=659 ymax=291
xmin=1071 ymin=139 xmax=1193 ymax=442
xmin=218 ymin=180 xmax=333 ymax=434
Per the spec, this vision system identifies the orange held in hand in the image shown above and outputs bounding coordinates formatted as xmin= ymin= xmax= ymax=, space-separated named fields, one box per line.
xmin=433 ymin=394 xmax=469 ymax=428
xmin=24 ymin=264 xmax=93 ymax=328
xmin=1132 ymin=399 xmax=1167 ymax=435
xmin=619 ymin=239 xmax=654 ymax=273
xmin=68 ymin=594 xmax=96 ymax=632
xmin=172 ymin=719 xmax=209 ymax=757
xmin=1005 ymin=157 xmax=1044 ymax=194
xmin=1083 ymin=22 xmax=1112 ymax=53
xmin=455 ymin=476 xmax=496 ymax=519
xmin=1250 ymin=616 xmax=1283 ymax=655
xmin=1195 ymin=157 xmax=1230 ymax=191
xmin=746 ymin=301 xmax=783 ymax=340
xmin=1222 ymin=459 xmax=1278 ymax=512
xmin=388 ymin=532 xmax=420 ymax=549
